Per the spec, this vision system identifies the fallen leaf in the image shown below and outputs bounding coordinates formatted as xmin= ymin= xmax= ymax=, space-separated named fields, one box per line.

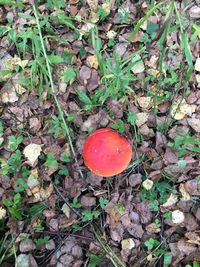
xmin=146 ymin=223 xmax=160 ymax=233
xmin=132 ymin=55 xmax=145 ymax=74
xmin=189 ymin=5 xmax=200 ymax=18
xmin=102 ymin=2 xmax=112 ymax=13
xmin=23 ymin=143 xmax=42 ymax=167
xmin=121 ymin=238 xmax=135 ymax=250
xmin=62 ymin=203 xmax=70 ymax=218
xmin=0 ymin=207 xmax=6 ymax=220
xmin=137 ymin=96 xmax=153 ymax=109
xmin=195 ymin=58 xmax=200 ymax=72
xmin=177 ymin=239 xmax=197 ymax=255
xmin=1 ymin=89 xmax=18 ymax=103
xmin=179 ymin=183 xmax=191 ymax=201
xmin=86 ymin=0 xmax=98 ymax=12
xmin=135 ymin=112 xmax=148 ymax=127
xmin=86 ymin=55 xmax=98 ymax=69
xmin=27 ymin=169 xmax=39 ymax=189
xmin=162 ymin=194 xmax=178 ymax=207
xmin=13 ymin=83 xmax=26 ymax=95
xmin=170 ymin=98 xmax=196 ymax=120
xmin=142 ymin=179 xmax=153 ymax=190
xmin=107 ymin=30 xmax=117 ymax=39
xmin=187 ymin=118 xmax=200 ymax=132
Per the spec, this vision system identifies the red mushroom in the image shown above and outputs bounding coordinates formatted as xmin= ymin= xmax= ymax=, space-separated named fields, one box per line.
xmin=83 ymin=128 xmax=133 ymax=177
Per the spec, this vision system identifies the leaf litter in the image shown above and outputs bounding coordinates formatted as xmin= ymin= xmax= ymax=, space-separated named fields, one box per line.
xmin=0 ymin=1 xmax=200 ymax=266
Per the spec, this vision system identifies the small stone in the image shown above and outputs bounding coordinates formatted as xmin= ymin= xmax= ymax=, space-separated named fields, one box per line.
xmin=172 ymin=210 xmax=185 ymax=224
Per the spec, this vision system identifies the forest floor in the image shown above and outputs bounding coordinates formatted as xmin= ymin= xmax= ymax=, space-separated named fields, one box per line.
xmin=0 ymin=0 xmax=200 ymax=267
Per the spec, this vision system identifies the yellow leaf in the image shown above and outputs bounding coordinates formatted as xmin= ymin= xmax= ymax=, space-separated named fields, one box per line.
xmin=87 ymin=55 xmax=98 ymax=69
xmin=23 ymin=144 xmax=42 ymax=167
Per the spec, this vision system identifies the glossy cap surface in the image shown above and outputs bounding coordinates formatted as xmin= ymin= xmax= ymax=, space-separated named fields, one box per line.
xmin=83 ymin=128 xmax=132 ymax=177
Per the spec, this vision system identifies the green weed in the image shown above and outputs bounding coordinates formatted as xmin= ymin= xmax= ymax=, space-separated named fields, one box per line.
xmin=168 ymin=133 xmax=200 ymax=157
xmin=3 ymin=193 xmax=23 ymax=221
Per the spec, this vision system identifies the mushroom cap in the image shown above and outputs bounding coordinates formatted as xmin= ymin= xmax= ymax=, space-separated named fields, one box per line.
xmin=83 ymin=128 xmax=133 ymax=177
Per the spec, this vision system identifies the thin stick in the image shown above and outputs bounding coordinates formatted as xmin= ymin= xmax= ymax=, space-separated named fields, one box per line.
xmin=35 ymin=230 xmax=94 ymax=241
xmin=53 ymin=184 xmax=82 ymax=218
xmin=32 ymin=3 xmax=84 ymax=179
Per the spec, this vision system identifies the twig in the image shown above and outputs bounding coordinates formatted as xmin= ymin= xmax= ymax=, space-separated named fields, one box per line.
xmin=35 ymin=230 xmax=94 ymax=241
xmin=32 ymin=3 xmax=84 ymax=179
xmin=53 ymin=184 xmax=82 ymax=218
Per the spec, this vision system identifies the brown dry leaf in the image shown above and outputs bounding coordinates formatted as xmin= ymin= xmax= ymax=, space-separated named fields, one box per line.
xmin=79 ymin=65 xmax=91 ymax=81
xmin=187 ymin=118 xmax=200 ymax=132
xmin=185 ymin=232 xmax=200 ymax=245
xmin=86 ymin=55 xmax=98 ymax=69
xmin=12 ymin=56 xmax=28 ymax=69
xmin=177 ymin=239 xmax=197 ymax=255
xmin=127 ymin=223 xmax=144 ymax=238
xmin=136 ymin=201 xmax=153 ymax=224
xmin=184 ymin=214 xmax=199 ymax=231
xmin=162 ymin=194 xmax=178 ymax=207
xmin=86 ymin=0 xmax=98 ymax=12
xmin=23 ymin=143 xmax=42 ymax=167
xmin=40 ymin=183 xmax=53 ymax=200
xmin=146 ymin=222 xmax=160 ymax=233
xmin=13 ymin=83 xmax=26 ymax=95
xmin=179 ymin=183 xmax=191 ymax=201
xmin=1 ymin=88 xmax=18 ymax=103
xmin=80 ymin=195 xmax=96 ymax=207
xmin=109 ymin=204 xmax=126 ymax=225
xmin=29 ymin=117 xmax=41 ymax=132
xmin=135 ymin=112 xmax=148 ymax=127
xmin=129 ymin=173 xmax=142 ymax=187
xmin=137 ymin=96 xmax=153 ymax=109
xmin=170 ymin=98 xmax=196 ymax=120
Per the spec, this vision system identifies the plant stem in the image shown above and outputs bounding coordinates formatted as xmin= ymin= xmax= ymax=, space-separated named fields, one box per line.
xmin=32 ymin=3 xmax=83 ymax=179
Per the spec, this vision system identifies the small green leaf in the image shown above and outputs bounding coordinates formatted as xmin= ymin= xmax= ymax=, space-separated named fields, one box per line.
xmin=45 ymin=153 xmax=58 ymax=170
xmin=99 ymin=197 xmax=108 ymax=209
xmin=58 ymin=166 xmax=69 ymax=176
xmin=164 ymin=252 xmax=172 ymax=266
xmin=146 ymin=22 xmax=159 ymax=34
xmin=60 ymin=154 xmax=70 ymax=163
xmin=128 ymin=112 xmax=137 ymax=126
xmin=144 ymin=238 xmax=160 ymax=251
xmin=76 ymin=88 xmax=92 ymax=105
xmin=88 ymin=254 xmax=101 ymax=267
xmin=64 ymin=68 xmax=76 ymax=83
xmin=177 ymin=159 xmax=187 ymax=169
xmin=48 ymin=55 xmax=64 ymax=64
xmin=72 ymin=197 xmax=81 ymax=209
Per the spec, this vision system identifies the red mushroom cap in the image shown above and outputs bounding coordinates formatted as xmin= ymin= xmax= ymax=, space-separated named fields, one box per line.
xmin=83 ymin=128 xmax=133 ymax=177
